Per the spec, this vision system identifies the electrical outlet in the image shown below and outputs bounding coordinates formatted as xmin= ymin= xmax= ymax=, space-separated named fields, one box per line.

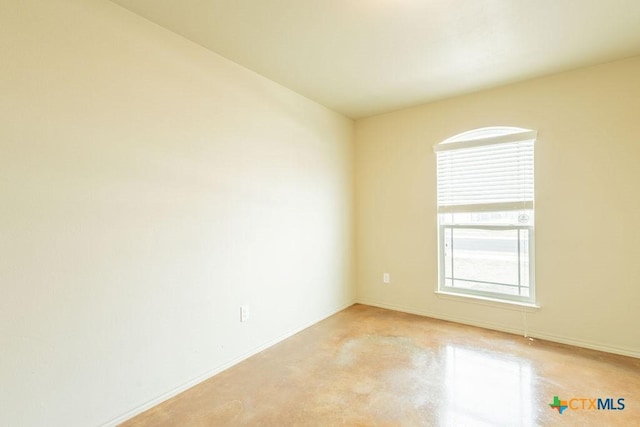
xmin=240 ymin=305 xmax=250 ymax=322
xmin=383 ymin=273 xmax=390 ymax=284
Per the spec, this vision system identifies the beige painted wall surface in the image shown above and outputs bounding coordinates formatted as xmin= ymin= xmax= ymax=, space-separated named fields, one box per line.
xmin=355 ymin=56 xmax=640 ymax=357
xmin=0 ymin=0 xmax=354 ymax=425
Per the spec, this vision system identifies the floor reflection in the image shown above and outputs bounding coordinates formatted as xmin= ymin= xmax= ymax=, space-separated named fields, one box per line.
xmin=442 ymin=344 xmax=535 ymax=426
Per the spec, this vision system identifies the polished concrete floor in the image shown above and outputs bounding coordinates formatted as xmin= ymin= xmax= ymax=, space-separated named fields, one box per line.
xmin=123 ymin=304 xmax=640 ymax=426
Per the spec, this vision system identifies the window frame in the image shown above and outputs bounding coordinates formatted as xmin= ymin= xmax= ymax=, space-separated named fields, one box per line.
xmin=434 ymin=127 xmax=536 ymax=305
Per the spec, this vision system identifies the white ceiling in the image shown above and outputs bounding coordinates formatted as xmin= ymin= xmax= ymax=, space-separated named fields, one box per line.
xmin=110 ymin=0 xmax=640 ymax=119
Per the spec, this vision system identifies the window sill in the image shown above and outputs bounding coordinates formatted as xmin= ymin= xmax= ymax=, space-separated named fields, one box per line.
xmin=434 ymin=291 xmax=540 ymax=312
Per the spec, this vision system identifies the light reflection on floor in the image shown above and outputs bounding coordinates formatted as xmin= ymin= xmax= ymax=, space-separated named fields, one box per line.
xmin=442 ymin=344 xmax=534 ymax=426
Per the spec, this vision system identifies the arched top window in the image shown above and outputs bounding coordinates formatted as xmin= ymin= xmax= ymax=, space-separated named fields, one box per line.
xmin=440 ymin=126 xmax=534 ymax=145
xmin=434 ymin=126 xmax=536 ymax=304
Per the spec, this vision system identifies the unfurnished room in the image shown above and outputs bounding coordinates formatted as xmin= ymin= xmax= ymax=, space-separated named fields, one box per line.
xmin=2 ymin=0 xmax=640 ymax=426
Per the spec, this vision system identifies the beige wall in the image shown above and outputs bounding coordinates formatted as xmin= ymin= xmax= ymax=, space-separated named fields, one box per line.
xmin=355 ymin=56 xmax=640 ymax=358
xmin=0 ymin=0 xmax=354 ymax=425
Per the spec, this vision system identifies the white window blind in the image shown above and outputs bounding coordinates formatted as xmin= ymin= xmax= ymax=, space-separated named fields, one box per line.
xmin=435 ymin=130 xmax=535 ymax=213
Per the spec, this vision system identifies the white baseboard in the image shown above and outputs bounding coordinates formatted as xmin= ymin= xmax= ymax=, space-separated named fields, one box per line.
xmin=355 ymin=298 xmax=640 ymax=359
xmin=102 ymin=300 xmax=356 ymax=427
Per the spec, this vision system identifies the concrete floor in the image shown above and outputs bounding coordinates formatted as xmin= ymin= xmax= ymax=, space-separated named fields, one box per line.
xmin=122 ymin=304 xmax=640 ymax=426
